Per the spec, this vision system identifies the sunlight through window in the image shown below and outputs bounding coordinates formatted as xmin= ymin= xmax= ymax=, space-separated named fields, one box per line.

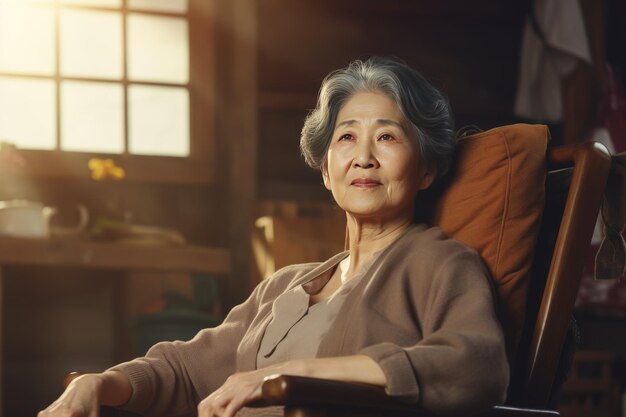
xmin=60 ymin=9 xmax=123 ymax=79
xmin=0 ymin=3 xmax=55 ymax=75
xmin=0 ymin=77 xmax=56 ymax=150
xmin=0 ymin=1 xmax=190 ymax=157
xmin=127 ymin=14 xmax=189 ymax=84
xmin=61 ymin=0 xmax=121 ymax=6
xmin=129 ymin=0 xmax=187 ymax=13
xmin=129 ymin=85 xmax=189 ymax=157
xmin=61 ymin=81 xmax=124 ymax=154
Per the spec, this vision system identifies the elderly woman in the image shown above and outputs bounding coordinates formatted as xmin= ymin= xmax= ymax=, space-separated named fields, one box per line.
xmin=39 ymin=57 xmax=509 ymax=417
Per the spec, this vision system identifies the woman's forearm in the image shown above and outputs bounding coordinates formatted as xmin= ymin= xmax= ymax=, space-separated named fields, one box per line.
xmin=291 ymin=355 xmax=387 ymax=387
xmin=68 ymin=371 xmax=132 ymax=407
xmin=97 ymin=370 xmax=133 ymax=406
xmin=38 ymin=371 xmax=132 ymax=416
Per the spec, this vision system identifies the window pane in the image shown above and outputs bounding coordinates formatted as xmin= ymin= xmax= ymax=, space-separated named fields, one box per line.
xmin=0 ymin=3 xmax=55 ymax=75
xmin=60 ymin=9 xmax=123 ymax=79
xmin=61 ymin=81 xmax=124 ymax=154
xmin=0 ymin=77 xmax=56 ymax=150
xmin=61 ymin=0 xmax=121 ymax=7
xmin=128 ymin=0 xmax=187 ymax=13
xmin=128 ymin=85 xmax=189 ymax=157
xmin=127 ymin=14 xmax=188 ymax=84
xmin=0 ymin=0 xmax=54 ymax=5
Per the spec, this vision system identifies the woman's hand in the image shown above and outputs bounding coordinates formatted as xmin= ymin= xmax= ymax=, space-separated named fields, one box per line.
xmin=197 ymin=362 xmax=298 ymax=417
xmin=37 ymin=374 xmax=104 ymax=417
xmin=197 ymin=355 xmax=387 ymax=417
xmin=38 ymin=371 xmax=132 ymax=417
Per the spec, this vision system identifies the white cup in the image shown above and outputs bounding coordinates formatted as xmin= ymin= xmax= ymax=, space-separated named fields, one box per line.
xmin=0 ymin=200 xmax=88 ymax=238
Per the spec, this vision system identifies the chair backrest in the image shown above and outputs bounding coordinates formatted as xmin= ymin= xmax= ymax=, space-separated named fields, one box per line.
xmin=414 ymin=125 xmax=611 ymax=409
xmin=512 ymin=142 xmax=611 ymax=408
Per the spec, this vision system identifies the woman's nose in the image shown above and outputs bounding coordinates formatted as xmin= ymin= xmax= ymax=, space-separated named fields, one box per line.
xmin=353 ymin=141 xmax=378 ymax=168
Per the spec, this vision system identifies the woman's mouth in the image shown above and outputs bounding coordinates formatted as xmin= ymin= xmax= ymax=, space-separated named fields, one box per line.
xmin=351 ymin=178 xmax=382 ymax=188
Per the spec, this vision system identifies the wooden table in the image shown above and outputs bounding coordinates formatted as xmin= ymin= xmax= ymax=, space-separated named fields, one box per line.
xmin=0 ymin=236 xmax=230 ymax=273
xmin=0 ymin=236 xmax=230 ymax=414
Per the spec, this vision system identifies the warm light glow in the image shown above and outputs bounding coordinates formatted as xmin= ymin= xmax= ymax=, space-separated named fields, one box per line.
xmin=129 ymin=0 xmax=187 ymax=13
xmin=127 ymin=14 xmax=189 ymax=84
xmin=61 ymin=81 xmax=124 ymax=154
xmin=61 ymin=0 xmax=121 ymax=7
xmin=128 ymin=85 xmax=189 ymax=157
xmin=60 ymin=9 xmax=123 ymax=79
xmin=0 ymin=1 xmax=190 ymax=157
xmin=0 ymin=0 xmax=54 ymax=4
xmin=0 ymin=77 xmax=56 ymax=149
xmin=0 ymin=3 xmax=55 ymax=75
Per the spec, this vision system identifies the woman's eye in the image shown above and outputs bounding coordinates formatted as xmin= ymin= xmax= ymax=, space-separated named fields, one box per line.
xmin=379 ymin=134 xmax=393 ymax=141
xmin=339 ymin=134 xmax=353 ymax=141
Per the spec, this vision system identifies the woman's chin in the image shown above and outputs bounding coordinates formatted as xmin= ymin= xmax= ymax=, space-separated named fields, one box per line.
xmin=341 ymin=202 xmax=413 ymax=224
xmin=344 ymin=206 xmax=390 ymax=221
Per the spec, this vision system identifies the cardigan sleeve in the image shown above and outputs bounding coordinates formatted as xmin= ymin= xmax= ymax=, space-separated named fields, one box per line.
xmin=360 ymin=249 xmax=510 ymax=417
xmin=108 ymin=276 xmax=274 ymax=417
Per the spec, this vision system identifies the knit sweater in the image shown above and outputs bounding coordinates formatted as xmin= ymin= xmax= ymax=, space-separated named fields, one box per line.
xmin=111 ymin=224 xmax=509 ymax=417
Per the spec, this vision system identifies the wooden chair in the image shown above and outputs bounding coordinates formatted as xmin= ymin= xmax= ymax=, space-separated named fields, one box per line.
xmin=250 ymin=140 xmax=612 ymax=417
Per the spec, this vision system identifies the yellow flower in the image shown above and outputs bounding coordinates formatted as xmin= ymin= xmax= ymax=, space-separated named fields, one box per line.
xmin=88 ymin=158 xmax=125 ymax=181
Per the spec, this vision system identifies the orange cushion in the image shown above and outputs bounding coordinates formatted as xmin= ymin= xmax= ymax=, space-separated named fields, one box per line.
xmin=431 ymin=124 xmax=549 ymax=361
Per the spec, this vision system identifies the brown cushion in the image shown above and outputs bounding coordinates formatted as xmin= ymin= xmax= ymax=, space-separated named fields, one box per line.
xmin=431 ymin=124 xmax=549 ymax=362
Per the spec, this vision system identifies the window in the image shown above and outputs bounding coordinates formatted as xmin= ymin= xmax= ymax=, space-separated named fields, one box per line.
xmin=0 ymin=0 xmax=214 ymax=184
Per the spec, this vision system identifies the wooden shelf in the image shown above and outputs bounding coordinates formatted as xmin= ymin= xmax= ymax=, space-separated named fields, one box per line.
xmin=0 ymin=150 xmax=216 ymax=186
xmin=0 ymin=237 xmax=230 ymax=274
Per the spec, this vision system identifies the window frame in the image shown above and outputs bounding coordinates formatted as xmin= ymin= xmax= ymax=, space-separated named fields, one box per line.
xmin=0 ymin=0 xmax=216 ymax=185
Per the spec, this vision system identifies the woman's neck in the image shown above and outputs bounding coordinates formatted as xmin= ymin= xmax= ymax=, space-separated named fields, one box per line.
xmin=343 ymin=213 xmax=413 ymax=280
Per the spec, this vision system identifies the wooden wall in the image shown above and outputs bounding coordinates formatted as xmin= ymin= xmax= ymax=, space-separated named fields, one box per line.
xmin=255 ymin=0 xmax=529 ymax=200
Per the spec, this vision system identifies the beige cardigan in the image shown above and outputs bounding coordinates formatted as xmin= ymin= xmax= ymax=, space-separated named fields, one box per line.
xmin=112 ymin=224 xmax=509 ymax=417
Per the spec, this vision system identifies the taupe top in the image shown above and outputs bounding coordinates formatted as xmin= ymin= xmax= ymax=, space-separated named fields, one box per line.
xmin=257 ymin=254 xmax=377 ymax=368
xmin=110 ymin=224 xmax=509 ymax=417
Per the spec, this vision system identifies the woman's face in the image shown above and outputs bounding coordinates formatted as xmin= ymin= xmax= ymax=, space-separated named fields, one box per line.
xmin=322 ymin=91 xmax=433 ymax=221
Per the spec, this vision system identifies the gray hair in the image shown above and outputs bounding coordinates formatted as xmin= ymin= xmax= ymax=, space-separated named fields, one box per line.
xmin=300 ymin=57 xmax=455 ymax=178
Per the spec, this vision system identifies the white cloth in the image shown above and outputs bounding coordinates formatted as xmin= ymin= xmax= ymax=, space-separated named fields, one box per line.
xmin=514 ymin=0 xmax=592 ymax=121
xmin=589 ymin=127 xmax=615 ymax=245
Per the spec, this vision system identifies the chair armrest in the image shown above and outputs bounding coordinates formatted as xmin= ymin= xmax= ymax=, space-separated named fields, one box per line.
xmin=258 ymin=374 xmax=418 ymax=412
xmin=64 ymin=371 xmax=82 ymax=388
xmin=482 ymin=407 xmax=559 ymax=417
xmin=66 ymin=372 xmax=559 ymax=416
xmin=258 ymin=375 xmax=559 ymax=417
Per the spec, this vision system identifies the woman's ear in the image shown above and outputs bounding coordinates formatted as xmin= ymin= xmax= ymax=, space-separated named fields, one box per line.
xmin=418 ymin=170 xmax=434 ymax=190
xmin=322 ymin=164 xmax=332 ymax=190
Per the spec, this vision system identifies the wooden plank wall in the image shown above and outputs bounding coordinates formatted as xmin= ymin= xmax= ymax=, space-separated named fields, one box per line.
xmin=255 ymin=0 xmax=529 ymax=200
xmin=245 ymin=0 xmax=531 ymax=297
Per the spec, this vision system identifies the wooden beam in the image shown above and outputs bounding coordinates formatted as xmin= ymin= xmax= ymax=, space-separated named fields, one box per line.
xmin=214 ymin=0 xmax=259 ymax=307
xmin=562 ymin=0 xmax=606 ymax=145
xmin=0 ymin=267 xmax=3 ymax=414
xmin=0 ymin=150 xmax=214 ymax=185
